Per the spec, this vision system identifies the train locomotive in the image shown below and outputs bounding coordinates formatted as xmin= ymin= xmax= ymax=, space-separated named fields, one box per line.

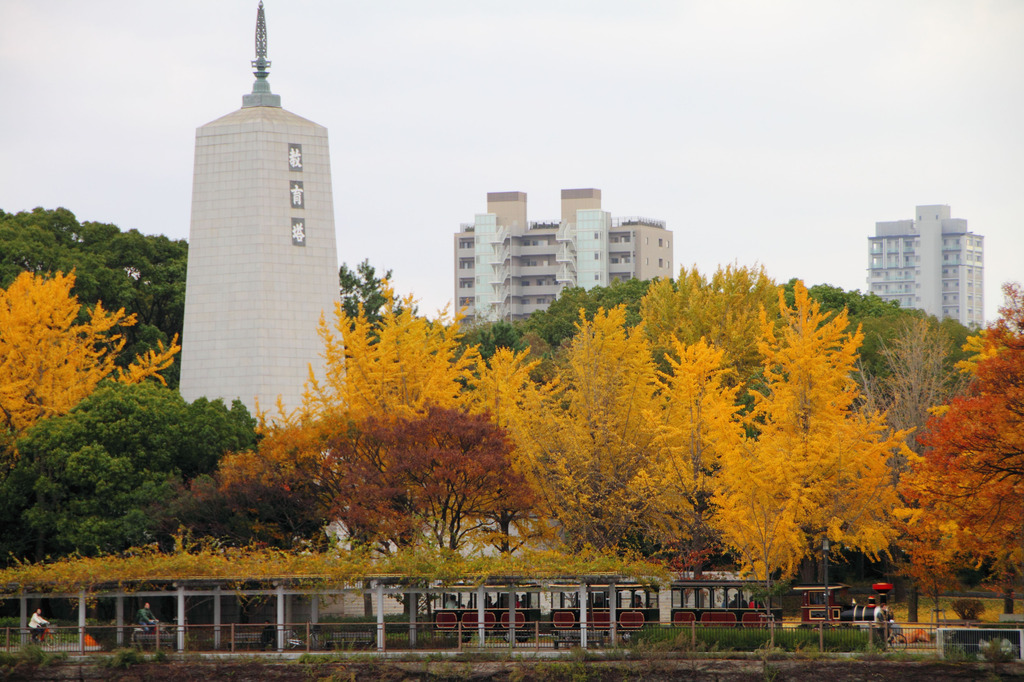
xmin=795 ymin=582 xmax=894 ymax=625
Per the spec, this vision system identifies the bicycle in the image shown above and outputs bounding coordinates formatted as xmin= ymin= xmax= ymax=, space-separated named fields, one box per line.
xmin=886 ymin=626 xmax=907 ymax=651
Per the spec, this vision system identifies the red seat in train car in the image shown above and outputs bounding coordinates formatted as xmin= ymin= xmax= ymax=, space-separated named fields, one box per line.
xmin=553 ymin=611 xmax=576 ymax=628
xmin=500 ymin=611 xmax=526 ymax=628
xmin=591 ymin=611 xmax=611 ymax=627
xmin=618 ymin=611 xmax=645 ymax=629
xmin=461 ymin=611 xmax=496 ymax=627
xmin=436 ymin=612 xmax=458 ymax=629
xmin=700 ymin=611 xmax=737 ymax=626
xmin=741 ymin=612 xmax=769 ymax=627
xmin=673 ymin=611 xmax=696 ymax=626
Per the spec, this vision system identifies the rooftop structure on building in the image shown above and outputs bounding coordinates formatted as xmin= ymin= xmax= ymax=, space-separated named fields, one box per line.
xmin=454 ymin=189 xmax=673 ymax=323
xmin=867 ymin=204 xmax=984 ymax=326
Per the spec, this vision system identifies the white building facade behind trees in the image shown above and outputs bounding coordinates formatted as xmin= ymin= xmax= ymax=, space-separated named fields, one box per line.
xmin=867 ymin=204 xmax=984 ymax=326
xmin=454 ymin=189 xmax=673 ymax=323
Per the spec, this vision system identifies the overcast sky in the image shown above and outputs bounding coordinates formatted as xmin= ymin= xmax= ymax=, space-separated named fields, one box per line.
xmin=2 ymin=1 xmax=1021 ymax=322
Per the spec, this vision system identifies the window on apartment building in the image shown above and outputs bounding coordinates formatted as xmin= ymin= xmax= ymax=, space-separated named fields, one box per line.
xmin=658 ymin=238 xmax=663 ymax=247
xmin=522 ymin=280 xmax=531 ymax=286
xmin=460 ymin=259 xmax=473 ymax=269
xmin=658 ymin=258 xmax=663 ymax=267
xmin=623 ymin=255 xmax=630 ymax=263
xmin=594 ymin=274 xmax=600 ymax=281
xmin=594 ymin=252 xmax=600 ymax=260
xmin=537 ymin=279 xmax=544 ymax=285
xmin=460 ymin=280 xmax=472 ymax=288
xmin=622 ymin=235 xmax=630 ymax=242
xmin=610 ymin=257 xmax=619 ymax=264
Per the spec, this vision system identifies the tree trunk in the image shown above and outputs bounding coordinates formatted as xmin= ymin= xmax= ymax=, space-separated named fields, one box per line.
xmin=907 ymin=582 xmax=919 ymax=623
xmin=1004 ymin=591 xmax=1014 ymax=615
xmin=363 ymin=581 xmax=373 ymax=618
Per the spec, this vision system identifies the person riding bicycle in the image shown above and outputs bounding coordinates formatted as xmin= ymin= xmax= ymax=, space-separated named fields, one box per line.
xmin=136 ymin=602 xmax=159 ymax=633
xmin=29 ymin=608 xmax=50 ymax=643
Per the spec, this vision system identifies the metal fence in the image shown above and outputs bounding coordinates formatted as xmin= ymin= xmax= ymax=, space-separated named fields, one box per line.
xmin=936 ymin=628 xmax=1023 ymax=660
xmin=2 ymin=621 xmax=943 ymax=655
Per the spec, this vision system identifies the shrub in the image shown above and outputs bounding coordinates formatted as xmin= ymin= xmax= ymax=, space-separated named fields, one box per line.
xmin=104 ymin=648 xmax=147 ymax=669
xmin=950 ymin=599 xmax=984 ymax=620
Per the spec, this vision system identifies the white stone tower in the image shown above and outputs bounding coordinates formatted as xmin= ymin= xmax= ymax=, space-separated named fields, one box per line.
xmin=180 ymin=1 xmax=338 ymax=415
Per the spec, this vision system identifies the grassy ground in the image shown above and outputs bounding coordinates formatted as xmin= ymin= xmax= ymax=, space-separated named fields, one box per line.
xmin=888 ymin=596 xmax=1020 ymax=624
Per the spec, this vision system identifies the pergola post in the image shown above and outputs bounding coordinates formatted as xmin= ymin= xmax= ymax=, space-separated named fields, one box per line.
xmin=116 ymin=596 xmax=124 ymax=647
xmin=375 ymin=583 xmax=385 ymax=651
xmin=213 ymin=586 xmax=222 ymax=650
xmin=19 ymin=594 xmax=26 ymax=645
xmin=276 ymin=584 xmax=285 ymax=651
xmin=608 ymin=583 xmax=617 ymax=647
xmin=508 ymin=585 xmax=516 ymax=648
xmin=78 ymin=590 xmax=86 ymax=654
xmin=310 ymin=592 xmax=319 ymax=624
xmin=176 ymin=585 xmax=186 ymax=652
xmin=408 ymin=589 xmax=417 ymax=648
xmin=578 ymin=583 xmax=588 ymax=649
xmin=477 ymin=585 xmax=486 ymax=646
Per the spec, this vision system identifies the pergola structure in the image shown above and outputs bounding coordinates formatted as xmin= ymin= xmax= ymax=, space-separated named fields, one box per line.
xmin=3 ymin=573 xmax=661 ymax=651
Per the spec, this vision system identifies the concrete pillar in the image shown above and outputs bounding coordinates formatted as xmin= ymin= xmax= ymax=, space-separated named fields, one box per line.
xmin=508 ymin=585 xmax=516 ymax=646
xmin=375 ymin=584 xmax=385 ymax=651
xmin=78 ymin=590 xmax=87 ymax=653
xmin=19 ymin=595 xmax=27 ymax=645
xmin=408 ymin=590 xmax=417 ymax=648
xmin=477 ymin=585 xmax=486 ymax=645
xmin=311 ymin=593 xmax=319 ymax=624
xmin=213 ymin=586 xmax=222 ymax=649
xmin=276 ymin=585 xmax=285 ymax=651
xmin=116 ymin=596 xmax=124 ymax=646
xmin=578 ymin=584 xmax=588 ymax=649
xmin=608 ymin=584 xmax=617 ymax=646
xmin=176 ymin=586 xmax=186 ymax=652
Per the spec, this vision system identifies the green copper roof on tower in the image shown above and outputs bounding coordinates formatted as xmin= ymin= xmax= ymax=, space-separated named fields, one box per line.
xmin=242 ymin=1 xmax=281 ymax=108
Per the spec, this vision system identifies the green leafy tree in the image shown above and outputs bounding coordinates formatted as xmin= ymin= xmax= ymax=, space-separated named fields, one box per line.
xmin=2 ymin=382 xmax=255 ymax=561
xmin=338 ymin=259 xmax=405 ymax=325
xmin=459 ymin=320 xmax=528 ymax=360
xmin=0 ymin=208 xmax=188 ymax=387
xmin=522 ymin=278 xmax=653 ymax=349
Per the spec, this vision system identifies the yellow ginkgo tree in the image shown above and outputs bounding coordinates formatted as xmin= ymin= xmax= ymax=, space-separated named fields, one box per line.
xmin=654 ymin=337 xmax=745 ymax=571
xmin=299 ymin=291 xmax=479 ymax=424
xmin=641 ymin=263 xmax=778 ymax=385
xmin=516 ymin=306 xmax=664 ymax=551
xmin=0 ymin=271 xmax=178 ymax=467
xmin=716 ymin=281 xmax=908 ymax=584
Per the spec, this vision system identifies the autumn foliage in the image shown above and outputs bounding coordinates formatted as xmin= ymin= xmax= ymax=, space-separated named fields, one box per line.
xmin=0 ymin=271 xmax=178 ymax=466
xmin=901 ymin=282 xmax=1024 ymax=592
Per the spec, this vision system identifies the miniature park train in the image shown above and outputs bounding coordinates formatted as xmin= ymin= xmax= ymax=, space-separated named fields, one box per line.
xmin=430 ymin=577 xmax=894 ymax=634
xmin=431 ymin=575 xmax=793 ymax=635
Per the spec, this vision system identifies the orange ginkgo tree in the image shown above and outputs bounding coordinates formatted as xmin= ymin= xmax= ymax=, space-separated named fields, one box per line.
xmin=0 ymin=270 xmax=178 ymax=467
xmin=901 ymin=282 xmax=1024 ymax=611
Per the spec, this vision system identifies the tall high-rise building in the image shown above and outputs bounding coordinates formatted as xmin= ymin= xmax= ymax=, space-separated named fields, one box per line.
xmin=179 ymin=2 xmax=339 ymax=414
xmin=454 ymin=189 xmax=672 ymax=323
xmin=867 ymin=205 xmax=984 ymax=326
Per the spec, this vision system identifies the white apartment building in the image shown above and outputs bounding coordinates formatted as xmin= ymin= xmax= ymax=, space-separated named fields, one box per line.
xmin=867 ymin=205 xmax=984 ymax=326
xmin=454 ymin=189 xmax=673 ymax=323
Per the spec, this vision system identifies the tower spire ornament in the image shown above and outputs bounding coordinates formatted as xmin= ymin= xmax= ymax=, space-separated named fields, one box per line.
xmin=242 ymin=1 xmax=281 ymax=108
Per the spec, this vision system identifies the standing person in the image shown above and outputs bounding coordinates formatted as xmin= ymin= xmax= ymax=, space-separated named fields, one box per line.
xmin=873 ymin=601 xmax=888 ymax=647
xmin=136 ymin=602 xmax=158 ymax=633
xmin=29 ymin=608 xmax=50 ymax=643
